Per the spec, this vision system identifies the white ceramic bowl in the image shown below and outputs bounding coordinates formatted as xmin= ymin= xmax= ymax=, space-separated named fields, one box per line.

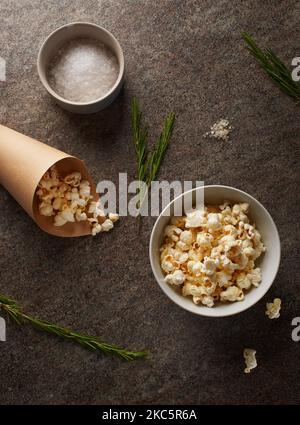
xmin=149 ymin=185 xmax=281 ymax=317
xmin=37 ymin=22 xmax=124 ymax=114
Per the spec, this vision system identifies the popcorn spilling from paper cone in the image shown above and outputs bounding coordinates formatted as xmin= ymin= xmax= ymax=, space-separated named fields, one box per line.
xmin=0 ymin=125 xmax=118 ymax=237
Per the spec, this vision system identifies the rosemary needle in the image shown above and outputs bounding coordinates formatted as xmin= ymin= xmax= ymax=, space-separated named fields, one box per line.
xmin=0 ymin=294 xmax=148 ymax=361
xmin=131 ymin=97 xmax=175 ymax=217
xmin=131 ymin=97 xmax=148 ymax=184
xmin=242 ymin=32 xmax=300 ymax=102
xmin=146 ymin=112 xmax=175 ymax=185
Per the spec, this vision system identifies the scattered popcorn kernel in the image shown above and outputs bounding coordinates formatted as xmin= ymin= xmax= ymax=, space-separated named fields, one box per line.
xmin=243 ymin=348 xmax=257 ymax=374
xmin=101 ymin=219 xmax=114 ymax=232
xmin=91 ymin=223 xmax=102 ymax=236
xmin=266 ymin=298 xmax=281 ymax=319
xmin=109 ymin=212 xmax=120 ymax=222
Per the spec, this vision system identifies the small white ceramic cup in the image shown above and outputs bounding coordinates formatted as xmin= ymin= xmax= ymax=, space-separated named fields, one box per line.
xmin=37 ymin=22 xmax=125 ymax=114
xmin=149 ymin=185 xmax=281 ymax=317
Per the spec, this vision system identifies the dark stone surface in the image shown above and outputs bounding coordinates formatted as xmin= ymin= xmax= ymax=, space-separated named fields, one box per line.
xmin=0 ymin=0 xmax=299 ymax=405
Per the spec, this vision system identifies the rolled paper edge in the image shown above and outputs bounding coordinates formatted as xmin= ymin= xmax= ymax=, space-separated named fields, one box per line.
xmin=0 ymin=124 xmax=99 ymax=237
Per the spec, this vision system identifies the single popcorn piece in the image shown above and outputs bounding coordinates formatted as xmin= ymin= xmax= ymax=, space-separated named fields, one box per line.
xmin=193 ymin=295 xmax=214 ymax=308
xmin=161 ymin=255 xmax=178 ymax=273
xmin=64 ymin=171 xmax=82 ymax=186
xmin=60 ymin=208 xmax=75 ymax=222
xmin=220 ymin=286 xmax=244 ymax=302
xmin=164 ymin=224 xmax=182 ymax=242
xmin=243 ymin=348 xmax=257 ymax=374
xmin=174 ymin=251 xmax=189 ymax=264
xmin=183 ymin=283 xmax=210 ymax=298
xmin=160 ymin=201 xmax=265 ymax=307
xmin=180 ymin=230 xmax=194 ymax=245
xmin=54 ymin=214 xmax=67 ymax=227
xmin=39 ymin=202 xmax=53 ymax=217
xmin=52 ymin=197 xmax=66 ymax=211
xmin=196 ymin=232 xmax=213 ymax=249
xmin=191 ymin=261 xmax=202 ymax=276
xmin=176 ymin=240 xmax=190 ymax=252
xmin=202 ymin=257 xmax=216 ymax=276
xmin=101 ymin=219 xmax=114 ymax=232
xmin=266 ymin=298 xmax=282 ymax=319
xmin=36 ymin=166 xmax=118 ymax=236
xmin=201 ymin=295 xmax=214 ymax=308
xmin=91 ymin=223 xmax=102 ymax=236
xmin=185 ymin=209 xmax=206 ymax=228
xmin=216 ymin=270 xmax=232 ymax=286
xmin=88 ymin=200 xmax=106 ymax=218
xmin=109 ymin=212 xmax=120 ymax=222
xmin=164 ymin=269 xmax=185 ymax=286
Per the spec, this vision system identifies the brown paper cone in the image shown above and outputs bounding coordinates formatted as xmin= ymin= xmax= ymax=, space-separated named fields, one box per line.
xmin=0 ymin=124 xmax=98 ymax=237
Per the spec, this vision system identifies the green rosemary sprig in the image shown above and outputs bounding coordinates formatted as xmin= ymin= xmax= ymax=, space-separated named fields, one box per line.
xmin=131 ymin=97 xmax=175 ymax=216
xmin=0 ymin=294 xmax=148 ymax=361
xmin=146 ymin=112 xmax=175 ymax=185
xmin=242 ymin=32 xmax=300 ymax=102
xmin=131 ymin=97 xmax=148 ymax=184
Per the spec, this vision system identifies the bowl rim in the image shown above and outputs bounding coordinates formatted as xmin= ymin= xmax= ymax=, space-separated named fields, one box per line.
xmin=37 ymin=21 xmax=125 ymax=106
xmin=149 ymin=184 xmax=281 ymax=317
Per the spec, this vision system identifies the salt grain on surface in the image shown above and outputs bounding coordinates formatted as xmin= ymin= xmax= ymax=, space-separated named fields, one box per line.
xmin=48 ymin=38 xmax=119 ymax=103
xmin=205 ymin=118 xmax=233 ymax=141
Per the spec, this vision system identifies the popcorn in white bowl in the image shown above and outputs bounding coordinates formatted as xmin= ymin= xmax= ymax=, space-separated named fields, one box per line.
xmin=149 ymin=185 xmax=281 ymax=317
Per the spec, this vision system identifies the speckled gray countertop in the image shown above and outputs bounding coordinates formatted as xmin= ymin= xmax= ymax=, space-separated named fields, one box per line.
xmin=0 ymin=0 xmax=299 ymax=405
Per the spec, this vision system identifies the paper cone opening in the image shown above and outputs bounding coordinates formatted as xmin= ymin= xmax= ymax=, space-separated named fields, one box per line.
xmin=0 ymin=125 xmax=98 ymax=237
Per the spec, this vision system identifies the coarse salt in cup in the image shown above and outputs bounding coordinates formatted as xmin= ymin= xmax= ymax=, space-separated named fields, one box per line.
xmin=37 ymin=22 xmax=125 ymax=114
